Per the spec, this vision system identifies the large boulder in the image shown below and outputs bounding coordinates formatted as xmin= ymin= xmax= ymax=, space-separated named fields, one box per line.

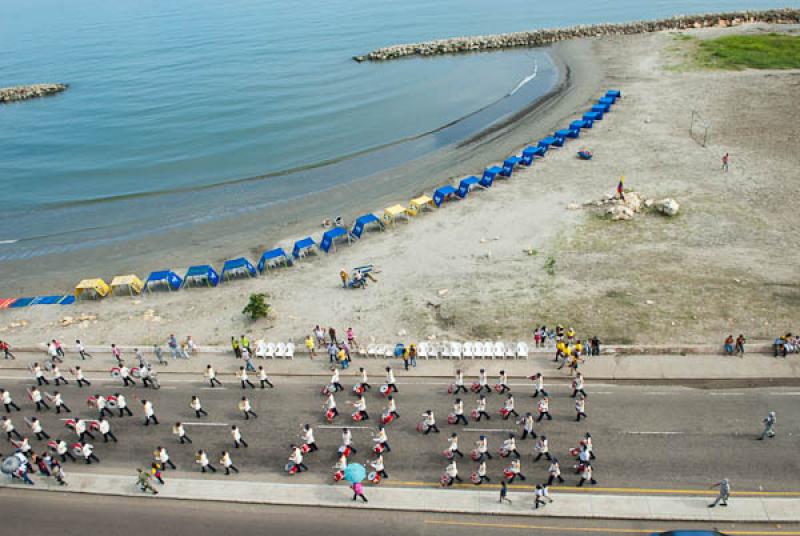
xmin=656 ymin=198 xmax=680 ymax=216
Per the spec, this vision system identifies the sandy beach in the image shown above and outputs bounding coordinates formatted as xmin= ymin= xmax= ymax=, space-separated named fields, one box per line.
xmin=2 ymin=23 xmax=799 ymax=347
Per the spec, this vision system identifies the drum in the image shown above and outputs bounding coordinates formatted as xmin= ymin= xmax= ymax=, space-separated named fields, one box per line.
xmin=439 ymin=474 xmax=450 ymax=487
xmin=325 ymin=409 xmax=336 ymax=422
xmin=503 ymin=468 xmax=514 ymax=479
xmin=470 ymin=382 xmax=481 ymax=393
xmin=443 ymin=449 xmax=454 ymax=460
xmin=338 ymin=445 xmax=351 ymax=458
xmin=368 ymin=471 xmax=381 ymax=484
xmin=301 ymin=444 xmax=311 ymax=455
xmin=380 ymin=414 xmax=394 ymax=426
xmin=379 ymin=384 xmax=389 ymax=394
xmin=320 ymin=385 xmax=331 ymax=396
xmin=352 ymin=384 xmax=365 ymax=395
xmin=64 ymin=419 xmax=76 ymax=429
xmin=447 ymin=413 xmax=457 ymax=425
xmin=494 ymin=384 xmax=504 ymax=393
xmin=107 ymin=397 xmax=118 ymax=409
xmin=470 ymin=449 xmax=481 ymax=461
xmin=333 ymin=470 xmax=344 ymax=482
xmin=416 ymin=422 xmax=426 ymax=433
xmin=470 ymin=409 xmax=479 ymax=420
xmin=86 ymin=396 xmax=97 ymax=407
xmin=131 ymin=367 xmax=141 ymax=379
xmin=285 ymin=462 xmax=298 ymax=475
xmin=110 ymin=368 xmax=121 ymax=379
xmin=498 ymin=447 xmax=510 ymax=458
xmin=569 ymin=447 xmax=580 ymax=457
xmin=352 ymin=411 xmax=363 ymax=422
xmin=499 ymin=408 xmax=510 ymax=418
xmin=71 ymin=443 xmax=84 ymax=456
xmin=373 ymin=443 xmax=385 ymax=454
xmin=47 ymin=440 xmax=58 ymax=450
xmin=447 ymin=384 xmax=455 ymax=395
xmin=88 ymin=421 xmax=100 ymax=431
xmin=471 ymin=472 xmax=481 ymax=484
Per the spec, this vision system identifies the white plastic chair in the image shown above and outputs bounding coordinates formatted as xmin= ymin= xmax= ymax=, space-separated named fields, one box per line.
xmin=451 ymin=342 xmax=462 ymax=360
xmin=275 ymin=342 xmax=286 ymax=358
xmin=427 ymin=342 xmax=440 ymax=359
xmin=441 ymin=341 xmax=451 ymax=359
xmin=286 ymin=342 xmax=295 ymax=359
xmin=367 ymin=344 xmax=377 ymax=357
xmin=462 ymin=342 xmax=474 ymax=359
xmin=417 ymin=342 xmax=429 ymax=360
xmin=385 ymin=345 xmax=394 ymax=359
xmin=516 ymin=341 xmax=529 ymax=359
xmin=493 ymin=341 xmax=505 ymax=359
xmin=265 ymin=342 xmax=276 ymax=359
xmin=504 ymin=343 xmax=516 ymax=359
xmin=471 ymin=341 xmax=483 ymax=359
xmin=255 ymin=340 xmax=267 ymax=359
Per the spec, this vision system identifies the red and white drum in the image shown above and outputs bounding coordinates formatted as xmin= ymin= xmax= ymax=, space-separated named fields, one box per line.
xmin=352 ymin=411 xmax=363 ymax=422
xmin=503 ymin=468 xmax=515 ymax=480
xmin=471 ymin=472 xmax=481 ymax=484
xmin=130 ymin=367 xmax=141 ymax=378
xmin=320 ymin=385 xmax=332 ymax=396
xmin=352 ymin=384 xmax=365 ymax=395
xmin=367 ymin=471 xmax=381 ymax=484
xmin=440 ymin=474 xmax=450 ymax=487
xmin=380 ymin=384 xmax=392 ymax=397
xmin=338 ymin=445 xmax=352 ymax=458
xmin=470 ymin=382 xmax=481 ymax=393
xmin=569 ymin=447 xmax=580 ymax=457
xmin=416 ymin=422 xmax=427 ymax=433
xmin=373 ymin=443 xmax=385 ymax=455
xmin=470 ymin=409 xmax=479 ymax=420
xmin=499 ymin=408 xmax=510 ymax=418
xmin=285 ymin=462 xmax=298 ymax=475
xmin=71 ymin=443 xmax=84 ymax=456
xmin=447 ymin=384 xmax=456 ymax=395
xmin=498 ymin=447 xmax=510 ymax=458
xmin=447 ymin=413 xmax=457 ymax=425
xmin=494 ymin=384 xmax=504 ymax=393
xmin=381 ymin=413 xmax=394 ymax=426
xmin=64 ymin=419 xmax=76 ymax=430
xmin=88 ymin=420 xmax=101 ymax=431
xmin=86 ymin=395 xmax=97 ymax=407
xmin=47 ymin=440 xmax=58 ymax=450
xmin=107 ymin=396 xmax=118 ymax=409
xmin=110 ymin=368 xmax=121 ymax=378
xmin=333 ymin=470 xmax=344 ymax=482
xmin=325 ymin=409 xmax=336 ymax=423
xmin=301 ymin=444 xmax=311 ymax=455
xmin=443 ymin=449 xmax=454 ymax=460
xmin=470 ymin=449 xmax=481 ymax=461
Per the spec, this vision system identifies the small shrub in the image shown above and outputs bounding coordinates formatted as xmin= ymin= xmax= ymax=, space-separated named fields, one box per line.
xmin=243 ymin=293 xmax=271 ymax=321
xmin=544 ymin=256 xmax=556 ymax=277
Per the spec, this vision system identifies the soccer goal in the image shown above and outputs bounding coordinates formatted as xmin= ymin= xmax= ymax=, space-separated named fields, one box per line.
xmin=689 ymin=110 xmax=712 ymax=147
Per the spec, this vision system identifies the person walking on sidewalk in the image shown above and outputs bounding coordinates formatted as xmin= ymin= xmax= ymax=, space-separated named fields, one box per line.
xmin=137 ymin=468 xmax=159 ymax=494
xmin=758 ymin=411 xmax=776 ymax=440
xmin=735 ymin=334 xmax=746 ymax=357
xmin=721 ymin=152 xmax=729 ymax=172
xmin=352 ymin=481 xmax=368 ymax=502
xmin=1 ymin=388 xmax=21 ymax=413
xmin=221 ymin=451 xmax=239 ymax=475
xmin=547 ymin=458 xmax=565 ymax=486
xmin=151 ymin=463 xmax=165 ymax=485
xmin=534 ymin=484 xmax=553 ymax=509
xmin=0 ymin=340 xmax=16 ymax=360
xmin=74 ymin=366 xmax=91 ymax=388
xmin=257 ymin=366 xmax=274 ymax=389
xmin=231 ymin=337 xmax=241 ymax=359
xmin=52 ymin=460 xmax=67 ymax=486
xmin=191 ymin=396 xmax=208 ymax=418
xmin=239 ymin=396 xmax=257 ymax=420
xmin=499 ymin=480 xmax=512 ymax=504
xmin=709 ymin=478 xmax=731 ymax=507
xmin=205 ymin=365 xmax=222 ymax=388
xmin=142 ymin=400 xmax=159 ymax=426
xmin=452 ymin=398 xmax=468 ymax=426
xmin=173 ymin=422 xmax=192 ymax=444
xmin=231 ymin=425 xmax=248 ymax=448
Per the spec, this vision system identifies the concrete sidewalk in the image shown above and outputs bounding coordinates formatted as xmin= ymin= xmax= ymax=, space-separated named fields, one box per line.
xmin=2 ymin=472 xmax=798 ymax=522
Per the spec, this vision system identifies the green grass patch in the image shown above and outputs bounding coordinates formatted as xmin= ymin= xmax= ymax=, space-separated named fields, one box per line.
xmin=672 ymin=33 xmax=695 ymax=41
xmin=695 ymin=33 xmax=800 ymax=70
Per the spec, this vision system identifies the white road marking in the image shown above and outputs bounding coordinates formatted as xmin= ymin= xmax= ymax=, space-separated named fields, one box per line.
xmin=182 ymin=422 xmax=229 ymax=427
xmin=626 ymin=431 xmax=684 ymax=435
xmin=709 ymin=392 xmax=744 ymax=396
xmin=461 ymin=428 xmax=514 ymax=433
xmin=770 ymin=392 xmax=800 ymax=396
xmin=201 ymin=387 xmax=227 ymax=390
xmin=318 ymin=425 xmax=372 ymax=429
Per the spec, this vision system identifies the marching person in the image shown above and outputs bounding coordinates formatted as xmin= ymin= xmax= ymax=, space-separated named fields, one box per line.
xmin=422 ymin=410 xmax=439 ymax=434
xmin=534 ymin=435 xmax=552 ymax=462
xmin=342 ymin=427 xmax=357 ymax=454
xmin=476 ymin=435 xmax=491 ymax=461
xmin=140 ymin=364 xmax=155 ymax=389
xmin=205 ymin=365 xmax=222 ymax=388
xmin=520 ymin=412 xmax=537 ymax=440
xmin=502 ymin=394 xmax=518 ymax=420
xmin=385 ymin=367 xmax=398 ymax=393
xmin=51 ymin=391 xmax=71 ymax=414
xmin=373 ymin=425 xmax=390 ymax=452
xmin=478 ymin=369 xmax=490 ymax=393
xmin=302 ymin=424 xmax=318 ymax=452
xmin=371 ymin=452 xmax=388 ymax=479
xmin=221 ymin=450 xmax=239 ymax=475
xmin=534 ymin=484 xmax=553 ymax=509
xmin=116 ymin=393 xmax=132 ymax=417
xmin=759 ymin=411 xmax=777 ymax=440
xmin=17 ymin=436 xmax=32 ymax=455
xmin=95 ymin=394 xmax=112 ymax=419
xmin=447 ymin=433 xmax=463 ymax=458
xmin=51 ymin=364 xmax=68 ymax=386
xmin=502 ymin=433 xmax=520 ymax=459
xmin=289 ymin=444 xmax=307 ymax=472
xmin=475 ymin=395 xmax=490 ymax=421
xmin=196 ymin=449 xmax=217 ymax=473
xmin=547 ymin=458 xmax=565 ymax=485
xmin=142 ymin=399 xmax=159 ymax=426
xmin=98 ymin=417 xmax=117 ymax=443
xmin=359 ymin=368 xmax=371 ymax=391
xmin=257 ymin=366 xmax=274 ymax=389
xmin=709 ymin=478 xmax=731 ymax=508
xmin=453 ymin=369 xmax=467 ymax=394
xmin=577 ymin=462 xmax=597 ymax=487
xmin=74 ymin=418 xmax=94 ymax=442
xmin=497 ymin=370 xmax=510 ymax=393
xmin=156 ymin=446 xmax=176 ymax=469
xmin=575 ymin=395 xmax=588 ymax=421
xmin=30 ymin=387 xmax=50 ymax=412
xmin=239 ymin=396 xmax=257 ymax=420
xmin=324 ymin=392 xmax=339 ymax=419
xmin=173 ymin=422 xmax=192 ymax=444
xmin=583 ymin=432 xmax=596 ymax=460
xmin=119 ymin=363 xmax=135 ymax=387
xmin=231 ymin=425 xmax=248 ymax=448
xmin=531 ymin=372 xmax=549 ymax=399
xmin=536 ymin=397 xmax=553 ymax=422
xmin=111 ymin=343 xmax=122 ymax=365
xmin=330 ymin=368 xmax=344 ymax=392
xmin=386 ymin=395 xmax=400 ymax=420
xmin=237 ymin=366 xmax=255 ymax=389
xmin=76 ymin=339 xmax=91 ymax=360
xmin=1 ymin=388 xmax=21 ymax=412
xmin=352 ymin=394 xmax=369 ymax=421
xmin=81 ymin=442 xmax=99 ymax=464
xmin=452 ymin=398 xmax=468 ymax=426
xmin=571 ymin=372 xmax=587 ymax=398
xmin=191 ymin=396 xmax=208 ymax=418
xmin=54 ymin=438 xmax=76 ymax=462
xmin=29 ymin=417 xmax=50 ymax=440
xmin=475 ymin=459 xmax=489 ymax=484
xmin=74 ymin=366 xmax=91 ymax=388
xmin=32 ymin=362 xmax=49 ymax=386
xmin=444 ymin=459 xmax=461 ymax=486
xmin=507 ymin=458 xmax=526 ymax=483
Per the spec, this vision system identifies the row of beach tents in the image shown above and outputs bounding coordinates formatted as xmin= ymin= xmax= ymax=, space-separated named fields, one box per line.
xmin=0 ymin=90 xmax=620 ymax=307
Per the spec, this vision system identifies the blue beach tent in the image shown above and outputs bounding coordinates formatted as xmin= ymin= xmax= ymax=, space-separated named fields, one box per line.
xmin=555 ymin=128 xmax=580 ymax=139
xmin=500 ymin=156 xmax=521 ymax=177
xmin=183 ymin=265 xmax=220 ymax=288
xmin=605 ymin=89 xmax=621 ymax=102
xmin=292 ymin=237 xmax=317 ymax=259
xmin=599 ymin=96 xmax=614 ymax=107
xmin=320 ymin=227 xmax=351 ymax=253
xmin=350 ymin=214 xmax=383 ymax=239
xmin=10 ymin=297 xmax=34 ymax=308
xmin=433 ymin=185 xmax=457 ymax=207
xmin=457 ymin=176 xmax=480 ymax=198
xmin=257 ymin=248 xmax=292 ymax=272
xmin=479 ymin=166 xmax=501 ymax=188
xmin=145 ymin=270 xmax=183 ymax=292
xmin=221 ymin=257 xmax=257 ymax=282
xmin=583 ymin=111 xmax=602 ymax=122
xmin=539 ymin=136 xmax=563 ymax=149
xmin=521 ymin=146 xmax=545 ymax=166
xmin=591 ymin=103 xmax=608 ymax=114
xmin=570 ymin=119 xmax=591 ymax=130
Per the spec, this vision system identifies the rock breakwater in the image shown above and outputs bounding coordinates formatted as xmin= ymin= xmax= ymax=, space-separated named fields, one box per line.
xmin=354 ymin=8 xmax=800 ymax=61
xmin=0 ymin=83 xmax=68 ymax=103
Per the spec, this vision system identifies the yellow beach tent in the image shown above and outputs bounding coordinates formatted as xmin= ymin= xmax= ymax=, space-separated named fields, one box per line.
xmin=110 ymin=275 xmax=144 ymax=296
xmin=74 ymin=278 xmax=111 ymax=299
xmin=383 ymin=204 xmax=409 ymax=225
xmin=407 ymin=195 xmax=435 ymax=216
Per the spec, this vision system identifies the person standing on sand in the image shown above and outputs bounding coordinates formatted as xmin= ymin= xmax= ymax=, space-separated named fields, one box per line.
xmin=340 ymin=269 xmax=349 ymax=288
xmin=617 ymin=176 xmax=625 ymax=201
xmin=722 ymin=152 xmax=729 ymax=172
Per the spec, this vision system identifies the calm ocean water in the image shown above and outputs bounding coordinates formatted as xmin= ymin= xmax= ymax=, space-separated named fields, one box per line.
xmin=0 ymin=0 xmax=789 ymax=262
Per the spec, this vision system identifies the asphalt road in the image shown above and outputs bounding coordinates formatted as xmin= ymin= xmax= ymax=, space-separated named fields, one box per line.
xmin=3 ymin=489 xmax=799 ymax=536
xmin=1 ymin=373 xmax=798 ymax=491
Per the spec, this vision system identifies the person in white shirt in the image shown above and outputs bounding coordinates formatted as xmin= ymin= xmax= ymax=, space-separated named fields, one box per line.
xmin=534 ymin=435 xmax=552 ymax=462
xmin=359 ymin=368 xmax=371 ymax=391
xmin=81 ymin=442 xmax=99 ymax=464
xmin=32 ymin=363 xmax=49 ymax=386
xmin=47 ymin=342 xmax=60 ymax=363
xmin=231 ymin=425 xmax=248 ymax=448
xmin=385 ymin=367 xmax=398 ymax=393
xmin=475 ymin=460 xmax=489 ymax=484
xmin=476 ymin=435 xmax=491 ymax=461
xmin=239 ymin=396 xmax=257 ymax=420
xmin=220 ymin=450 xmax=239 ymax=475
xmin=156 ymin=446 xmax=176 ymax=469
xmin=1 ymin=388 xmax=21 ymax=412
xmin=497 ymin=370 xmax=510 ymax=394
xmin=582 ymin=432 xmax=595 ymax=460
xmin=237 ymin=367 xmax=255 ymax=389
xmin=191 ymin=396 xmax=208 ymax=418
xmin=324 ymin=392 xmax=338 ymax=418
xmin=571 ymin=373 xmax=587 ymax=398
xmin=371 ymin=453 xmax=388 ymax=479
xmin=302 ymin=424 xmax=317 ymax=452
xmin=119 ymin=365 xmax=135 ymax=387
xmin=205 ymin=365 xmax=222 ymax=388
xmin=95 ymin=394 xmax=112 ymax=419
xmin=373 ymin=424 xmax=391 ymax=452
xmin=502 ymin=433 xmax=520 ymax=459
xmin=2 ymin=416 xmax=22 ymax=440
xmin=30 ymin=387 xmax=50 ymax=412
xmin=536 ymin=397 xmax=552 ymax=422
xmin=29 ymin=416 xmax=50 ymax=440
xmin=386 ymin=396 xmax=399 ymax=420
xmin=453 ymin=369 xmax=467 ymax=394
xmin=51 ymin=365 xmax=68 ymax=386
xmin=142 ymin=399 xmax=159 ymax=425
xmin=547 ymin=458 xmax=565 ymax=485
xmin=521 ymin=413 xmax=537 ymax=440
xmin=140 ymin=365 xmax=155 ymax=389
xmin=577 ymin=463 xmax=597 ymax=486
xmin=76 ymin=339 xmax=92 ymax=360
xmin=17 ymin=436 xmax=32 ymax=454
xmin=452 ymin=399 xmax=468 ymax=426
xmin=575 ymin=395 xmax=587 ymax=421
xmin=53 ymin=438 xmax=76 ymax=462
xmin=352 ymin=394 xmax=368 ymax=421
xmin=444 ymin=459 xmax=461 ymax=486
xmin=341 ymin=427 xmax=357 ymax=454
xmin=507 ymin=458 xmax=526 ymax=483
xmin=50 ymin=391 xmax=71 ymax=414
xmin=330 ymin=368 xmax=343 ymax=392
xmin=196 ymin=450 xmax=217 ymax=473
xmin=74 ymin=366 xmax=91 ymax=388
xmin=531 ymin=372 xmax=548 ymax=398
xmin=98 ymin=417 xmax=117 ymax=443
xmin=257 ymin=366 xmax=274 ymax=389
xmin=475 ymin=395 xmax=490 ymax=422
xmin=534 ymin=484 xmax=553 ymax=509
xmin=288 ymin=445 xmax=307 ymax=472
xmin=447 ymin=433 xmax=463 ymax=458
xmin=74 ymin=418 xmax=94 ymax=442
xmin=173 ymin=422 xmax=192 ymax=444
xmin=502 ymin=394 xmax=518 ymax=420
xmin=477 ymin=369 xmax=490 ymax=393
xmin=115 ymin=393 xmax=132 ymax=417
xmin=422 ymin=410 xmax=439 ymax=434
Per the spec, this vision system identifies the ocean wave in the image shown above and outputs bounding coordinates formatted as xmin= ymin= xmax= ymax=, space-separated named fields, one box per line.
xmin=508 ymin=59 xmax=538 ymax=97
xmin=0 ymin=240 xmax=19 ymax=245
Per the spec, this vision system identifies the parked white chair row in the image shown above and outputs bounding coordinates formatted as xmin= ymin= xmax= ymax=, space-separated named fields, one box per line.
xmin=254 ymin=340 xmax=295 ymax=359
xmin=362 ymin=341 xmax=528 ymax=359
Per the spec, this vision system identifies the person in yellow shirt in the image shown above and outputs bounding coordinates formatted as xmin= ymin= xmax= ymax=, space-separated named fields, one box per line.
xmin=574 ymin=341 xmax=583 ymax=358
xmin=305 ymin=335 xmax=315 ymax=358
xmin=554 ymin=341 xmax=566 ymax=363
xmin=557 ymin=346 xmax=572 ymax=370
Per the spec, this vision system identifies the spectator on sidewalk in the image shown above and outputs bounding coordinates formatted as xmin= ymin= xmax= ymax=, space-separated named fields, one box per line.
xmin=724 ymin=335 xmax=734 ymax=356
xmin=352 ymin=481 xmax=368 ymax=502
xmin=735 ymin=334 xmax=746 ymax=357
xmin=137 ymin=468 xmax=159 ymax=494
xmin=534 ymin=484 xmax=553 ymax=509
xmin=590 ymin=336 xmax=601 ymax=356
xmin=499 ymin=480 xmax=512 ymax=504
xmin=709 ymin=478 xmax=730 ymax=507
xmin=231 ymin=337 xmax=242 ymax=359
xmin=305 ymin=336 xmax=316 ymax=358
xmin=0 ymin=339 xmax=16 ymax=360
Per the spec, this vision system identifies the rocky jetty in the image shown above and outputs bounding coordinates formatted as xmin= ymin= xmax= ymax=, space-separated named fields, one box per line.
xmin=354 ymin=8 xmax=800 ymax=62
xmin=0 ymin=83 xmax=68 ymax=103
